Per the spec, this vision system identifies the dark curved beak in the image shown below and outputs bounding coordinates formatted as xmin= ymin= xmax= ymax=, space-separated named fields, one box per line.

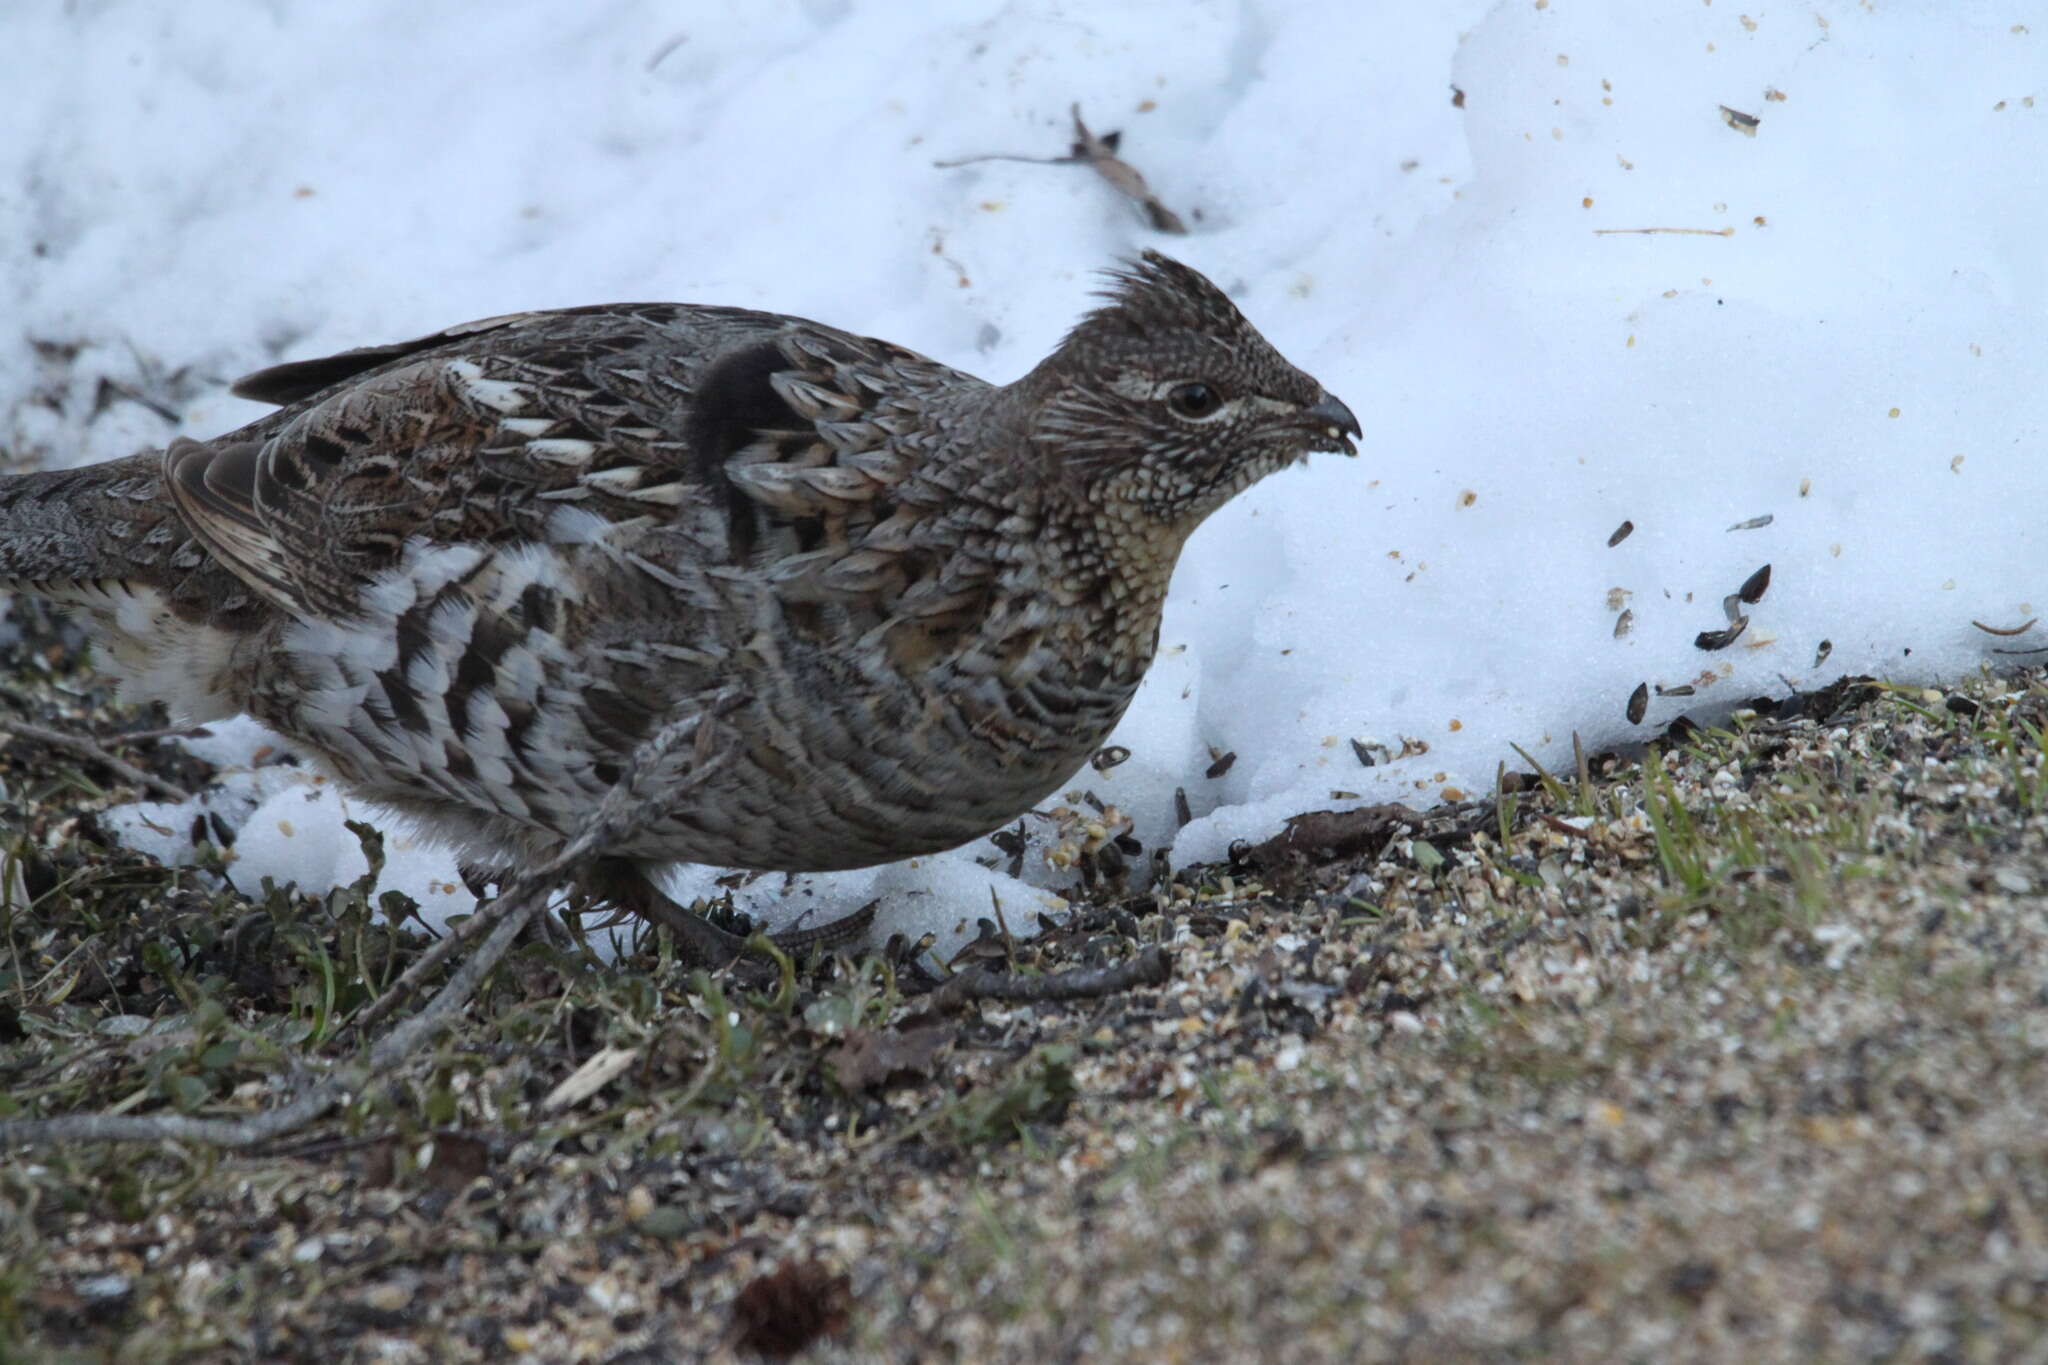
xmin=1307 ymin=392 xmax=1362 ymax=456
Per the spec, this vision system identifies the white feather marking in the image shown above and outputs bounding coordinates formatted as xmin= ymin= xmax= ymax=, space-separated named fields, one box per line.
xmin=544 ymin=505 xmax=614 ymax=544
xmin=360 ymin=573 xmax=421 ymax=620
xmin=479 ymin=544 xmax=569 ymax=609
xmin=445 ymin=360 xmax=530 ymax=414
xmin=62 ymin=583 xmax=246 ymax=721
xmin=496 ymin=644 xmax=546 ymax=702
xmin=580 ymin=466 xmax=643 ymax=492
xmin=398 ymin=542 xmax=488 ymax=596
xmin=500 ymin=417 xmax=556 ymax=437
xmin=524 ymin=439 xmax=597 ymax=466
xmin=462 ymin=698 xmax=518 ymax=797
xmin=405 ymin=646 xmax=453 ymax=701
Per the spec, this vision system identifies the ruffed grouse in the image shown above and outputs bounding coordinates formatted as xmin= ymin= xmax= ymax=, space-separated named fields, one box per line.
xmin=0 ymin=252 xmax=1358 ymax=958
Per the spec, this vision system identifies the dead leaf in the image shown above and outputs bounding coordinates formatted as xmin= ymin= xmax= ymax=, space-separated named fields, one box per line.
xmin=1243 ymin=803 xmax=1428 ymax=867
xmin=831 ymin=1021 xmax=952 ymax=1092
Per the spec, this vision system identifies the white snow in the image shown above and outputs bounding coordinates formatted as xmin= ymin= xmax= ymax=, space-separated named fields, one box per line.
xmin=4 ymin=3 xmax=2042 ymax=956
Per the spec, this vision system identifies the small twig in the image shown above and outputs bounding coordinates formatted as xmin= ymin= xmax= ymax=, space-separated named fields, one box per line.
xmin=1973 ymin=618 xmax=2039 ymax=637
xmin=1594 ymin=226 xmax=1736 ymax=237
xmin=333 ymin=892 xmax=510 ymax=1044
xmin=108 ymin=723 xmax=214 ymax=745
xmin=931 ymin=152 xmax=1076 ymax=170
xmin=1533 ymin=811 xmax=1594 ymax=841
xmin=934 ymin=103 xmax=1188 ymax=234
xmin=921 ymin=945 xmax=1172 ymax=1014
xmin=0 ymin=715 xmax=191 ymax=803
xmin=1068 ymin=104 xmax=1187 ymax=234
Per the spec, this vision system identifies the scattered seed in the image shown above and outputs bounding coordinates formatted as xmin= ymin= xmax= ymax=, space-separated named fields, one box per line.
xmin=1727 ymin=514 xmax=1774 ymax=532
xmin=1738 ymin=563 xmax=1772 ymax=604
xmin=1814 ymin=639 xmax=1833 ymax=667
xmin=1204 ymin=750 xmax=1237 ymax=780
xmin=1608 ymin=519 xmax=1635 ymax=547
xmin=1719 ymin=105 xmax=1761 ymax=136
xmin=1722 ymin=594 xmax=1745 ymax=624
xmin=1626 ymin=683 xmax=1650 ymax=724
xmin=1173 ymin=786 xmax=1192 ymax=829
xmin=1656 ymin=684 xmax=1696 ymax=698
xmin=1696 ymin=619 xmax=1749 ymax=651
xmin=1351 ymin=738 xmax=1393 ymax=768
xmin=1090 ymin=745 xmax=1131 ymax=771
xmin=1614 ymin=609 xmax=1635 ymax=639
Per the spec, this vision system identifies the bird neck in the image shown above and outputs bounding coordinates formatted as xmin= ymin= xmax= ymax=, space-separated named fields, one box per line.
xmin=1027 ymin=490 xmax=1179 ymax=683
xmin=928 ymin=376 xmax=1186 ymax=681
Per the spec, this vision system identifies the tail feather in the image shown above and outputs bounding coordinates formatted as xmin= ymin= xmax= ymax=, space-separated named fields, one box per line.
xmin=0 ymin=454 xmax=172 ymax=591
xmin=0 ymin=453 xmax=263 ymax=721
xmin=0 ymin=452 xmax=255 ymax=621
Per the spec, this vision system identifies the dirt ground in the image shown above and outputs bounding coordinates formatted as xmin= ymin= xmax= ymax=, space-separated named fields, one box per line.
xmin=6 ymin=609 xmax=2048 ymax=1362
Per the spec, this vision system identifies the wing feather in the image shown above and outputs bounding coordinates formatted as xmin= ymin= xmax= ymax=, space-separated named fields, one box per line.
xmin=169 ymin=304 xmax=971 ymax=624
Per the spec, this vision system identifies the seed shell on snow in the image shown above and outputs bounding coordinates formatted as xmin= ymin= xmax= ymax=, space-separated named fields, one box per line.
xmin=1696 ymin=618 xmax=1749 ymax=651
xmin=1738 ymin=563 xmax=1772 ymax=604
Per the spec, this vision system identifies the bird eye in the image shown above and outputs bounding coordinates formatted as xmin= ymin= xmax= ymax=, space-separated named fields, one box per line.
xmin=1166 ymin=382 xmax=1223 ymax=419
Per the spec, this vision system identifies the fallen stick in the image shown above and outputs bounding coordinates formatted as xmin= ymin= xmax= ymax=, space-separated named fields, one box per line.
xmin=0 ymin=714 xmax=192 ymax=803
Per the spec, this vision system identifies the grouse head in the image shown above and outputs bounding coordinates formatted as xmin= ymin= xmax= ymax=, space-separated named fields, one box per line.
xmin=1020 ymin=251 xmax=1359 ymax=535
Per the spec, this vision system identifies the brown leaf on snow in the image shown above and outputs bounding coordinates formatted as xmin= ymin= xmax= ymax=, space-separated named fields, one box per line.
xmin=1242 ymin=803 xmax=1429 ymax=868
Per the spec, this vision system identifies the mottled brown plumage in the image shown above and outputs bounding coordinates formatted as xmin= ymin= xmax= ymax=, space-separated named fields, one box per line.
xmin=0 ymin=253 xmax=1358 ymax=958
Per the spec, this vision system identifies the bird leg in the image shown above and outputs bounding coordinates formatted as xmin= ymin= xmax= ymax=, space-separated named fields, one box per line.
xmin=580 ymin=858 xmax=877 ymax=968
